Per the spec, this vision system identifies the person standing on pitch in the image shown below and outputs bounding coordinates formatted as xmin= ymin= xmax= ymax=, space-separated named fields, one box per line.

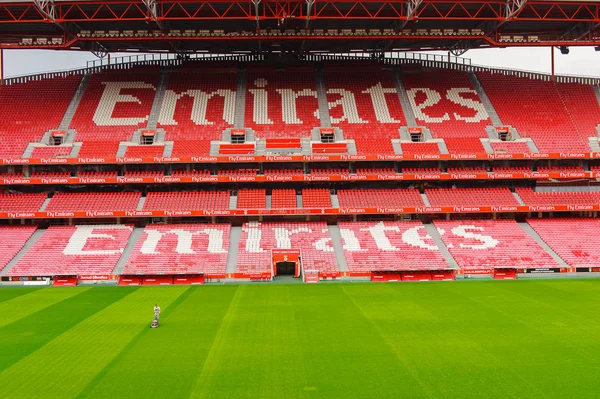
xmin=153 ymin=303 xmax=161 ymax=321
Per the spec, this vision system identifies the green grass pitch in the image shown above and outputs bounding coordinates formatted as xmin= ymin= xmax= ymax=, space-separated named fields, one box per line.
xmin=0 ymin=280 xmax=599 ymax=398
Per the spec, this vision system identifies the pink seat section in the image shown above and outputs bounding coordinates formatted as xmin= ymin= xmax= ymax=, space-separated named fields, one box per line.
xmin=0 ymin=193 xmax=47 ymax=212
xmin=325 ymin=65 xmax=406 ymax=155
xmin=123 ymin=224 xmax=230 ymax=275
xmin=338 ymin=221 xmax=448 ymax=271
xmin=0 ymin=226 xmax=37 ymax=273
xmin=46 ymin=192 xmax=140 ymax=212
xmin=236 ymin=221 xmax=337 ymax=274
xmin=159 ymin=67 xmax=237 ymax=156
xmin=143 ymin=191 xmax=230 ymax=211
xmin=338 ymin=189 xmax=424 ymax=208
xmin=71 ymin=68 xmax=159 ymax=158
xmin=401 ymin=69 xmax=490 ymax=155
xmin=434 ymin=219 xmax=558 ymax=271
xmin=0 ymin=75 xmax=81 ymax=159
xmin=516 ymin=188 xmax=600 ymax=206
xmin=245 ymin=66 xmax=320 ymax=138
xmin=426 ymin=188 xmax=519 ymax=207
xmin=526 ymin=218 xmax=600 ymax=267
xmin=8 ymin=225 xmax=133 ymax=276
xmin=477 ymin=72 xmax=590 ymax=153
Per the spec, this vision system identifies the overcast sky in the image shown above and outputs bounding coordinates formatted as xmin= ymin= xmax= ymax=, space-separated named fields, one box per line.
xmin=2 ymin=46 xmax=600 ymax=78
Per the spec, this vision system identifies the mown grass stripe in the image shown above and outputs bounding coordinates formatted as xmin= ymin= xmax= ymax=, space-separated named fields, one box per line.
xmin=0 ymin=286 xmax=187 ymax=399
xmin=0 ymin=287 xmax=136 ymax=372
xmin=0 ymin=287 xmax=42 ymax=303
xmin=79 ymin=286 xmax=238 ymax=399
xmin=0 ymin=287 xmax=91 ymax=328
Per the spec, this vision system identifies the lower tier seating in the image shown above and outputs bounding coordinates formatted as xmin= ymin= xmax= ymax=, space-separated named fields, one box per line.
xmin=46 ymin=192 xmax=140 ymax=212
xmin=237 ymin=189 xmax=266 ymax=209
xmin=271 ymin=189 xmax=296 ymax=209
xmin=236 ymin=221 xmax=338 ymax=274
xmin=338 ymin=221 xmax=448 ymax=271
xmin=144 ymin=191 xmax=229 ymax=211
xmin=302 ymin=189 xmax=331 ymax=208
xmin=338 ymin=189 xmax=424 ymax=208
xmin=0 ymin=226 xmax=37 ymax=273
xmin=8 ymin=225 xmax=133 ymax=276
xmin=434 ymin=220 xmax=558 ymax=271
xmin=526 ymin=218 xmax=600 ymax=267
xmin=0 ymin=193 xmax=47 ymax=212
xmin=426 ymin=188 xmax=519 ymax=207
xmin=123 ymin=224 xmax=230 ymax=275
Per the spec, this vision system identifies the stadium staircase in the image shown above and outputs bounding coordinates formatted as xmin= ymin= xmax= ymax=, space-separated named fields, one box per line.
xmin=330 ymin=193 xmax=340 ymax=208
xmin=316 ymin=68 xmax=332 ymax=128
xmin=468 ymin=72 xmax=503 ymax=126
xmin=39 ymin=197 xmax=51 ymax=211
xmin=112 ymin=227 xmax=145 ymax=275
xmin=59 ymin=74 xmax=90 ymax=131
xmin=229 ymin=194 xmax=237 ymax=210
xmin=394 ymin=70 xmax=418 ymax=127
xmin=0 ymin=229 xmax=46 ymax=276
xmin=136 ymin=196 xmax=146 ymax=211
xmin=518 ymin=222 xmax=569 ymax=268
xmin=420 ymin=193 xmax=431 ymax=207
xmin=296 ymin=193 xmax=302 ymax=208
xmin=327 ymin=225 xmax=349 ymax=272
xmin=594 ymin=86 xmax=600 ymax=108
xmin=424 ymin=223 xmax=458 ymax=269
xmin=146 ymin=72 xmax=169 ymax=129
xmin=234 ymin=67 xmax=247 ymax=128
xmin=225 ymin=226 xmax=242 ymax=273
xmin=512 ymin=191 xmax=525 ymax=205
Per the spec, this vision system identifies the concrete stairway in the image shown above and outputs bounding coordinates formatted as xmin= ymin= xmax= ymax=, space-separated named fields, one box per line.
xmin=424 ymin=223 xmax=458 ymax=269
xmin=229 ymin=194 xmax=238 ymax=210
xmin=116 ymin=143 xmax=128 ymax=158
xmin=512 ymin=191 xmax=525 ymax=205
xmin=0 ymin=228 xmax=47 ymax=276
xmin=39 ymin=198 xmax=51 ymax=211
xmin=468 ymin=72 xmax=503 ymax=126
xmin=594 ymin=86 xmax=600 ymax=107
xmin=163 ymin=141 xmax=174 ymax=157
xmin=225 ymin=226 xmax=242 ymax=273
xmin=327 ymin=225 xmax=349 ymax=272
xmin=526 ymin=138 xmax=539 ymax=152
xmin=266 ymin=195 xmax=272 ymax=210
xmin=59 ymin=74 xmax=90 ymax=131
xmin=315 ymin=68 xmax=332 ymax=127
xmin=234 ymin=68 xmax=247 ymax=128
xmin=392 ymin=139 xmax=403 ymax=154
xmin=330 ymin=193 xmax=340 ymax=208
xmin=420 ymin=193 xmax=431 ymax=206
xmin=296 ymin=194 xmax=303 ymax=208
xmin=437 ymin=139 xmax=449 ymax=154
xmin=394 ymin=70 xmax=418 ymax=127
xmin=480 ymin=139 xmax=494 ymax=154
xmin=518 ymin=222 xmax=569 ymax=268
xmin=589 ymin=138 xmax=600 ymax=152
xmin=136 ymin=197 xmax=146 ymax=211
xmin=69 ymin=142 xmax=82 ymax=158
xmin=112 ymin=227 xmax=145 ymax=275
xmin=146 ymin=72 xmax=169 ymax=129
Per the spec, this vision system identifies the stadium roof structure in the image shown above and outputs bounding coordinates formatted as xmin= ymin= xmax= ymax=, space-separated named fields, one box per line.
xmin=0 ymin=0 xmax=599 ymax=54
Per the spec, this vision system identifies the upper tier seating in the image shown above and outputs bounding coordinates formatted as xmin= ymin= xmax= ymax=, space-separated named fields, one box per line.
xmin=237 ymin=189 xmax=267 ymax=209
xmin=171 ymin=169 xmax=210 ymax=178
xmin=536 ymin=166 xmax=586 ymax=173
xmin=310 ymin=168 xmax=350 ymax=176
xmin=30 ymin=171 xmax=71 ymax=178
xmin=476 ymin=72 xmax=590 ymax=152
xmin=0 ymin=226 xmax=37 ymax=273
xmin=325 ymin=65 xmax=406 ymax=154
xmin=338 ymin=189 xmax=424 ymax=208
xmin=123 ymin=170 xmax=164 ymax=178
xmin=355 ymin=168 xmax=396 ymax=175
xmin=8 ymin=225 xmax=133 ymax=276
xmin=338 ymin=221 xmax=448 ymax=271
xmin=71 ymin=68 xmax=159 ymax=157
xmin=123 ymin=224 xmax=230 ymax=275
xmin=79 ymin=171 xmax=119 ymax=178
xmin=555 ymin=82 xmax=600 ymax=143
xmin=46 ymin=192 xmax=140 ymax=212
xmin=271 ymin=189 xmax=297 ymax=209
xmin=400 ymin=142 xmax=441 ymax=155
xmin=0 ymin=75 xmax=81 ymax=159
xmin=143 ymin=191 xmax=229 ymax=211
xmin=0 ymin=193 xmax=47 ymax=212
xmin=402 ymin=167 xmax=442 ymax=175
xmin=401 ymin=69 xmax=490 ymax=141
xmin=123 ymin=145 xmax=164 ymax=158
xmin=516 ymin=188 xmax=600 ymax=206
xmin=218 ymin=169 xmax=259 ymax=178
xmin=302 ymin=188 xmax=331 ymax=208
xmin=526 ymin=218 xmax=600 ymax=267
xmin=426 ymin=188 xmax=519 ymax=207
xmin=264 ymin=169 xmax=303 ymax=177
xmin=490 ymin=141 xmax=531 ymax=154
xmin=30 ymin=146 xmax=72 ymax=159
xmin=447 ymin=167 xmax=487 ymax=174
xmin=236 ymin=221 xmax=338 ymax=274
xmin=158 ymin=67 xmax=236 ymax=152
xmin=245 ymin=66 xmax=320 ymax=138
xmin=434 ymin=220 xmax=558 ymax=271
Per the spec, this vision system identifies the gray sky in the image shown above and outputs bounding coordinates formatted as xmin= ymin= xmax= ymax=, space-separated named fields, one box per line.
xmin=3 ymin=46 xmax=600 ymax=78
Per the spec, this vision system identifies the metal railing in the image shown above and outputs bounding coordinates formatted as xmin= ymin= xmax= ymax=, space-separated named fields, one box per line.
xmin=2 ymin=51 xmax=599 ymax=86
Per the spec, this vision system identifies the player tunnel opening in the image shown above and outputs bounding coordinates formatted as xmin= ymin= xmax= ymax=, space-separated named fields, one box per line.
xmin=271 ymin=249 xmax=301 ymax=279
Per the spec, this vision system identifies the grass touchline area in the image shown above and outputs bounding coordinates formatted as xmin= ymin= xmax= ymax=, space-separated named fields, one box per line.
xmin=0 ymin=280 xmax=599 ymax=398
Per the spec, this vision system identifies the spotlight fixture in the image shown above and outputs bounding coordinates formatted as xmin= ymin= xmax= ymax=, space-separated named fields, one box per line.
xmin=558 ymin=46 xmax=569 ymax=55
xmin=595 ymin=46 xmax=600 ymax=52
